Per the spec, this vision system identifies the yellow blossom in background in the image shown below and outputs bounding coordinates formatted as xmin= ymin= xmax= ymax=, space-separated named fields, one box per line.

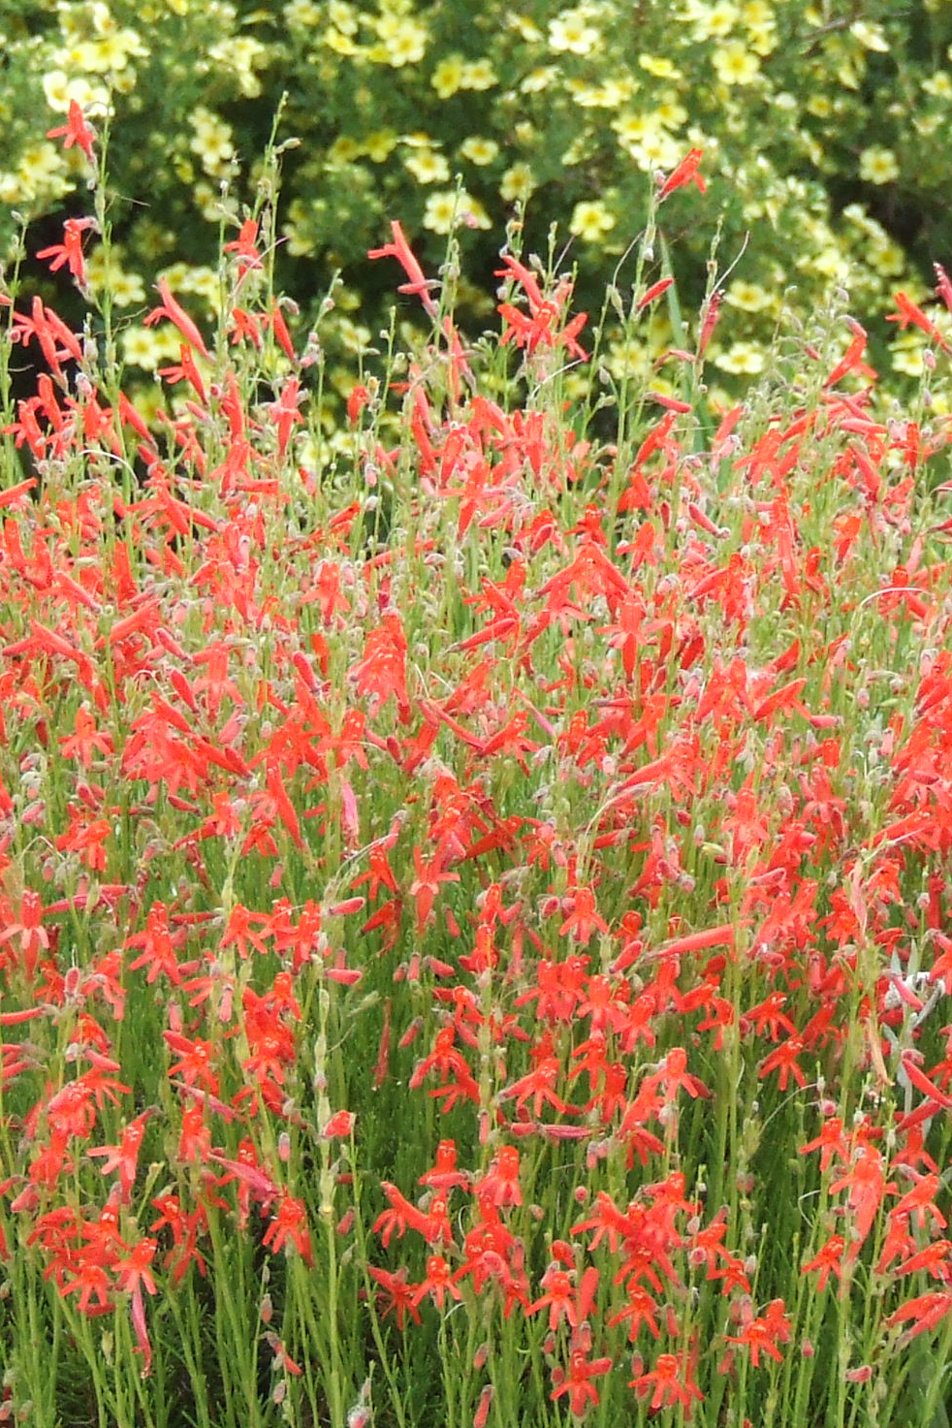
xmin=613 ymin=112 xmax=682 ymax=169
xmin=459 ymin=137 xmax=499 ymax=166
xmin=404 ymin=149 xmax=450 ymax=184
xmin=432 ymin=54 xmax=465 ymax=98
xmin=851 ymin=21 xmax=889 ymax=52
xmin=714 ymin=341 xmax=766 ymax=374
xmin=284 ymin=0 xmax=321 ymax=25
xmin=521 ymin=67 xmax=558 ymax=93
xmin=712 ymin=42 xmax=761 ymax=86
xmin=686 ymin=0 xmax=739 ymax=40
xmin=65 ymin=28 xmax=146 ymax=74
xmin=0 ymin=173 xmax=24 ymax=204
xmin=656 ymin=93 xmax=688 ymax=128
xmin=327 ymin=136 xmax=363 ymax=165
xmin=422 ymin=188 xmax=489 ymax=235
xmin=570 ymin=199 xmax=615 ymax=242
xmin=798 ymin=245 xmax=849 ymax=281
xmin=741 ymin=0 xmax=774 ymax=24
xmin=639 ymin=55 xmax=681 ymax=80
xmin=42 ymin=70 xmax=111 ymax=115
xmin=91 ymin=3 xmax=117 ymax=35
xmin=604 ymin=336 xmax=651 ymax=382
xmin=858 ymin=146 xmax=900 ymax=184
xmin=207 ymin=35 xmax=268 ymax=97
xmin=460 ymin=60 xmax=496 ymax=90
xmin=890 ymin=335 xmax=927 ymax=376
xmin=868 ymin=240 xmax=905 ymax=278
xmin=364 ymin=129 xmax=398 ymax=162
xmin=121 ymin=325 xmax=168 ymax=371
xmin=507 ymin=14 xmax=543 ymax=42
xmin=548 ymin=8 xmax=601 ymax=56
xmin=500 ymin=163 xmax=536 ymax=202
xmin=324 ymin=27 xmax=358 ymax=55
xmin=375 ymin=12 xmax=428 ymax=67
xmin=189 ymin=106 xmax=235 ymax=177
xmin=15 ymin=143 xmax=70 ymax=202
xmin=724 ymin=280 xmax=774 ymax=313
xmin=922 ymin=72 xmax=952 ymax=98
xmin=328 ymin=1 xmax=359 ymax=33
xmin=86 ymin=245 xmax=146 ymax=306
xmin=568 ymin=77 xmax=636 ymax=108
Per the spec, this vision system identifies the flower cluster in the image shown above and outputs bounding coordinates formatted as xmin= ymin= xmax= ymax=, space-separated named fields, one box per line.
xmin=0 ymin=126 xmax=951 ymax=1425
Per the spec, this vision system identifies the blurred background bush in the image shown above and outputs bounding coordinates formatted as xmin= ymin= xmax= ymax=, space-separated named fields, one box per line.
xmin=2 ymin=0 xmax=951 ymax=413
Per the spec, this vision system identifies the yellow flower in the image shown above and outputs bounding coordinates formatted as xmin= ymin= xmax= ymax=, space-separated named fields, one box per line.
xmin=460 ymin=59 xmax=496 ymax=90
xmin=328 ymin=1 xmax=358 ymax=33
xmin=507 ymin=15 xmax=543 ymax=42
xmin=461 ymin=197 xmax=491 ymax=230
xmin=375 ymin=15 xmax=427 ymax=66
xmin=605 ymin=337 xmax=650 ymax=382
xmin=569 ymin=199 xmax=615 ymax=242
xmin=741 ymin=1 xmax=774 ymax=25
xmin=890 ymin=336 xmax=926 ymax=377
xmin=724 ymin=280 xmax=773 ymax=313
xmin=324 ymin=27 xmax=358 ymax=55
xmin=689 ymin=1 xmax=739 ymax=39
xmin=613 ymin=113 xmax=682 ymax=169
xmin=521 ymin=67 xmax=557 ymax=93
xmin=548 ymin=9 xmax=601 ymax=55
xmin=858 ymin=146 xmax=899 ymax=184
xmin=432 ymin=54 xmax=464 ymax=98
xmin=851 ymin=21 xmax=889 ymax=51
xmin=91 ymin=3 xmax=118 ymax=34
xmin=189 ymin=107 xmax=235 ymax=175
xmin=656 ymin=93 xmax=688 ymax=128
xmin=422 ymin=190 xmax=474 ymax=235
xmin=121 ymin=325 xmax=166 ymax=370
xmin=18 ymin=143 xmax=66 ymax=187
xmin=0 ymin=172 xmax=31 ymax=204
xmin=922 ymin=71 xmax=952 ymax=98
xmin=404 ymin=149 xmax=450 ymax=184
xmin=459 ymin=137 xmax=499 ymax=166
xmin=867 ymin=240 xmax=904 ymax=278
xmin=500 ymin=163 xmax=536 ymax=201
xmin=364 ymin=129 xmax=398 ymax=162
xmin=639 ymin=54 xmax=681 ymax=79
xmin=799 ymin=246 xmax=849 ymax=281
xmin=712 ymin=42 xmax=761 ymax=85
xmin=42 ymin=71 xmax=110 ymax=115
xmin=714 ymin=342 xmax=765 ymax=375
xmin=285 ymin=0 xmax=322 ymax=25
xmin=568 ymin=80 xmax=612 ymax=108
xmin=327 ymin=136 xmax=363 ymax=165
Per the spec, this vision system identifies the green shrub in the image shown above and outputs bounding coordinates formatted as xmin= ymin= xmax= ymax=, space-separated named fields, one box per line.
xmin=3 ymin=0 xmax=952 ymax=407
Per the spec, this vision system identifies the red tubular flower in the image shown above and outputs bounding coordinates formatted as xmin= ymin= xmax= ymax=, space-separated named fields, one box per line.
xmin=262 ymin=1190 xmax=313 ymax=1268
xmin=368 ymin=221 xmax=439 ymax=316
xmin=474 ymin=1146 xmax=523 ymax=1207
xmin=801 ymin=1234 xmax=846 ymax=1292
xmin=885 ymin=1291 xmax=952 ymax=1341
xmin=724 ymin=1299 xmax=792 ymax=1367
xmin=46 ymin=100 xmax=96 ymax=161
xmin=550 ymin=1339 xmax=613 ymax=1418
xmin=410 ymin=1254 xmax=463 ymax=1310
xmin=658 ymin=147 xmax=706 ymax=200
xmin=369 ymin=1265 xmax=422 ymax=1329
xmin=144 ymin=279 xmax=210 ymax=356
xmin=629 ymin=1349 xmax=703 ymax=1414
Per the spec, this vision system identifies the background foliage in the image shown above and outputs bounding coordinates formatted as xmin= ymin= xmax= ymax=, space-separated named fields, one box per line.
xmin=3 ymin=0 xmax=952 ymax=409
